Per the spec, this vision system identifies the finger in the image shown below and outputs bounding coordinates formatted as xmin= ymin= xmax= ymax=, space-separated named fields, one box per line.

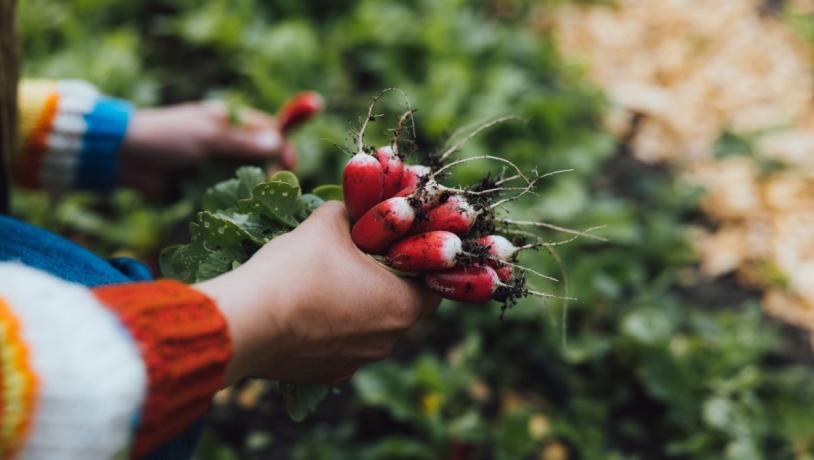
xmin=205 ymin=103 xmax=274 ymax=129
xmin=259 ymin=358 xmax=360 ymax=384
xmin=202 ymin=100 xmax=229 ymax=119
xmin=340 ymin=336 xmax=397 ymax=363
xmin=232 ymin=109 xmax=297 ymax=168
xmin=419 ymin=286 xmax=443 ymax=317
xmin=301 ymin=200 xmax=351 ymax=232
xmin=213 ymin=127 xmax=284 ymax=160
xmin=278 ymin=140 xmax=298 ymax=170
xmin=327 ymin=365 xmax=360 ymax=385
xmin=411 ymin=280 xmax=443 ymax=318
xmin=240 ymin=107 xmax=278 ymax=130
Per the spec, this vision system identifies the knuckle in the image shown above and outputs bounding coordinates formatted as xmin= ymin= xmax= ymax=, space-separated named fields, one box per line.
xmin=424 ymin=294 xmax=442 ymax=315
xmin=392 ymin=304 xmax=420 ymax=330
xmin=404 ymin=296 xmax=426 ymax=322
xmin=319 ymin=200 xmax=347 ymax=216
xmin=309 ymin=201 xmax=350 ymax=231
xmin=328 ymin=365 xmax=359 ymax=385
xmin=373 ymin=343 xmax=394 ymax=361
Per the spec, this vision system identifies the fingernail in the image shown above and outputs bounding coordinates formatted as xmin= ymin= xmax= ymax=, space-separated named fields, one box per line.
xmin=254 ymin=130 xmax=283 ymax=151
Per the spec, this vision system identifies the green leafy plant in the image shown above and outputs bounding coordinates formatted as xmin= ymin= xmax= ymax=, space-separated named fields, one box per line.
xmin=160 ymin=166 xmax=337 ymax=420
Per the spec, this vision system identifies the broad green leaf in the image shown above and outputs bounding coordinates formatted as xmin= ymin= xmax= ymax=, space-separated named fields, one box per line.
xmin=299 ymin=193 xmax=324 ymax=219
xmin=159 ymin=244 xmax=192 ymax=283
xmin=197 ymin=211 xmax=253 ymax=250
xmin=269 ymin=170 xmax=300 ymax=188
xmin=193 ymin=429 xmax=240 ymax=460
xmin=159 ymin=239 xmax=208 ymax=284
xmin=202 ymin=178 xmax=240 ymax=212
xmin=312 ymin=184 xmax=343 ymax=202
xmin=279 ymin=382 xmax=329 ymax=422
xmin=196 ymin=246 xmax=248 ymax=282
xmin=202 ymin=167 xmax=266 ymax=212
xmin=211 ymin=211 xmax=271 ymax=246
xmin=239 ymin=181 xmax=303 ymax=227
xmin=235 ymin=166 xmax=267 ymax=197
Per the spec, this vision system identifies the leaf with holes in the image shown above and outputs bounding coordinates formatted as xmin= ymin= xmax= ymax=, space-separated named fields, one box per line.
xmin=202 ymin=166 xmax=266 ymax=212
xmin=239 ymin=181 xmax=303 ymax=228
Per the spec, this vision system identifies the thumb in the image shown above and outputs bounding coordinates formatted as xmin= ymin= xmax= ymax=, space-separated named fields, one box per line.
xmin=278 ymin=140 xmax=298 ymax=170
xmin=303 ymin=200 xmax=351 ymax=233
xmin=220 ymin=128 xmax=284 ymax=159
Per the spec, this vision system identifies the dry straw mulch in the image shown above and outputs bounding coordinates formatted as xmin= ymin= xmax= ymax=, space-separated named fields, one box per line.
xmin=552 ymin=0 xmax=814 ymax=345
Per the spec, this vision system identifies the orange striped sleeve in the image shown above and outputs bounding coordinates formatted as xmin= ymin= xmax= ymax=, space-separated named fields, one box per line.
xmin=93 ymin=280 xmax=232 ymax=458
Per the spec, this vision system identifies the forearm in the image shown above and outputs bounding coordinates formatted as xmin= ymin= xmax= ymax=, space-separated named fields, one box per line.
xmin=0 ymin=262 xmax=231 ymax=459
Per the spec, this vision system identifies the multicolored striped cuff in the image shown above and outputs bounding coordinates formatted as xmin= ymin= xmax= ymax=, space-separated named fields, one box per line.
xmin=93 ymin=280 xmax=232 ymax=458
xmin=17 ymin=79 xmax=133 ymax=192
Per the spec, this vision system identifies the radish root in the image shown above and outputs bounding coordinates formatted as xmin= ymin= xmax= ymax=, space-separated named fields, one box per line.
xmin=437 ymin=115 xmax=523 ymax=163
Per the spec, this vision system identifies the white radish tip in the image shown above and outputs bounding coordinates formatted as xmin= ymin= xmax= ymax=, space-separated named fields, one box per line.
xmin=440 ymin=233 xmax=463 ymax=264
xmin=424 ymin=180 xmax=441 ymax=193
xmin=387 ymin=197 xmax=415 ymax=220
xmin=485 ymin=266 xmax=501 ymax=290
xmin=454 ymin=196 xmax=478 ymax=217
xmin=309 ymin=92 xmax=326 ymax=108
xmin=349 ymin=152 xmax=380 ymax=164
xmin=484 ymin=235 xmax=515 ymax=260
xmin=406 ymin=164 xmax=431 ymax=177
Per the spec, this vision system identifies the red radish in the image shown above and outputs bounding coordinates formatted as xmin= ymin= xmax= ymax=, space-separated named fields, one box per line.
xmin=474 ymin=235 xmax=517 ymax=266
xmin=343 ymin=153 xmax=384 ymax=221
xmin=278 ymin=91 xmax=324 ymax=133
xmin=413 ymin=180 xmax=446 ymax=209
xmin=413 ymin=195 xmax=478 ymax=235
xmin=397 ymin=164 xmax=431 ymax=194
xmin=494 ymin=264 xmax=513 ymax=282
xmin=395 ymin=179 xmax=445 ymax=212
xmin=472 ymin=235 xmax=558 ymax=282
xmin=351 ymin=197 xmax=415 ymax=254
xmin=394 ymin=165 xmax=436 ymax=210
xmin=376 ymin=146 xmax=404 ymax=199
xmin=424 ymin=265 xmax=500 ymax=303
xmin=386 ymin=231 xmax=462 ymax=271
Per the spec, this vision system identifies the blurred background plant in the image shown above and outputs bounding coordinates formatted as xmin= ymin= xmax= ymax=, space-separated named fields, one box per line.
xmin=14 ymin=0 xmax=814 ymax=459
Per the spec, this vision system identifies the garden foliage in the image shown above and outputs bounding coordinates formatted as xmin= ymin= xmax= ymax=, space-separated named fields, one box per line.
xmin=15 ymin=1 xmax=814 ymax=459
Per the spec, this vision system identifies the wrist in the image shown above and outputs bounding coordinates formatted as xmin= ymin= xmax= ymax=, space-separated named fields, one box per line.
xmin=195 ymin=272 xmax=254 ymax=385
xmin=194 ymin=260 xmax=295 ymax=385
xmin=120 ymin=109 xmax=164 ymax=158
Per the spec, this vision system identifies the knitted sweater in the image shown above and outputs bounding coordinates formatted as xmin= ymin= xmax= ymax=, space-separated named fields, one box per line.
xmin=0 ymin=263 xmax=232 ymax=459
xmin=1 ymin=81 xmax=234 ymax=458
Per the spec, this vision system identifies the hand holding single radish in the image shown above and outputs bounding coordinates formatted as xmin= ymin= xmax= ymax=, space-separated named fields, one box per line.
xmin=120 ymin=92 xmax=322 ymax=195
xmin=196 ymin=201 xmax=440 ymax=385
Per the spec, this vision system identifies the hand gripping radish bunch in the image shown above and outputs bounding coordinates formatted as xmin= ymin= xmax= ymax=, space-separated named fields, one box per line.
xmin=162 ymin=90 xmax=605 ymax=419
xmin=342 ymin=91 xmax=605 ymax=308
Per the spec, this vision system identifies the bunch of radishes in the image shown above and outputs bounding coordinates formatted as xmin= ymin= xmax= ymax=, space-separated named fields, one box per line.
xmin=342 ymin=91 xmax=604 ymax=307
